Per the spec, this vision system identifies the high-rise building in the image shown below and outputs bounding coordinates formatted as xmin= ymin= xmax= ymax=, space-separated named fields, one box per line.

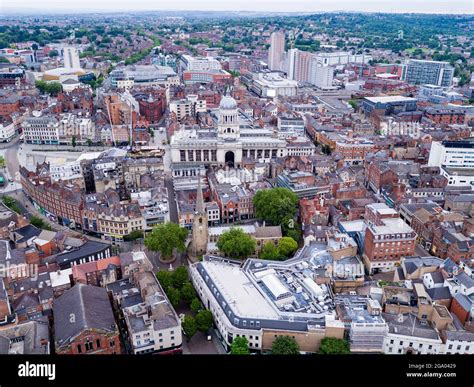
xmin=268 ymin=31 xmax=285 ymax=71
xmin=310 ymin=61 xmax=334 ymax=88
xmin=293 ymin=50 xmax=313 ymax=83
xmin=404 ymin=59 xmax=454 ymax=87
xmin=62 ymin=46 xmax=81 ymax=69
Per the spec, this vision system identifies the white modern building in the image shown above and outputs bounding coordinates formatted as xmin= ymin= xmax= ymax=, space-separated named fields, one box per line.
xmin=310 ymin=63 xmax=334 ymax=89
xmin=428 ymin=140 xmax=474 ymax=187
xmin=314 ymin=52 xmax=372 ymax=66
xmin=250 ymin=72 xmax=298 ymax=97
xmin=189 ymin=255 xmax=344 ymax=353
xmin=179 ymin=54 xmax=222 ymax=72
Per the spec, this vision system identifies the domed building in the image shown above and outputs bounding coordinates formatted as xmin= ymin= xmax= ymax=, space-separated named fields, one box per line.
xmin=170 ymin=92 xmax=287 ymax=174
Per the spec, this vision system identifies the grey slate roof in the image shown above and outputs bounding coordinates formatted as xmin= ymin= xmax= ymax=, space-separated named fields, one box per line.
xmin=427 ymin=286 xmax=452 ymax=300
xmin=53 ymin=284 xmax=117 ymax=345
xmin=455 ymin=272 xmax=474 ymax=289
xmin=427 ymin=271 xmax=444 ymax=284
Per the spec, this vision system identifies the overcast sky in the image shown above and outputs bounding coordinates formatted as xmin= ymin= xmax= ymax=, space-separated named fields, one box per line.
xmin=2 ymin=0 xmax=473 ymax=14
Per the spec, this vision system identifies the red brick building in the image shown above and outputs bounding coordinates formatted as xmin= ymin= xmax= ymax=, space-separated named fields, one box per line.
xmin=363 ymin=203 xmax=416 ymax=274
xmin=0 ymin=96 xmax=21 ymax=118
xmin=54 ymin=284 xmax=121 ymax=355
xmin=20 ymin=166 xmax=84 ymax=228
xmin=425 ymin=107 xmax=466 ymax=125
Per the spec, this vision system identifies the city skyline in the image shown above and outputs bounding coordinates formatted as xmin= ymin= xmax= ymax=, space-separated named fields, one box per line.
xmin=2 ymin=0 xmax=473 ymax=14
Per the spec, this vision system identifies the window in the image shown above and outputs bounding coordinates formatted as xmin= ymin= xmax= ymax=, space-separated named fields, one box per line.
xmin=96 ymin=339 xmax=101 ymax=348
xmin=110 ymin=340 xmax=115 ymax=347
xmin=77 ymin=344 xmax=82 ymax=354
xmin=85 ymin=341 xmax=93 ymax=351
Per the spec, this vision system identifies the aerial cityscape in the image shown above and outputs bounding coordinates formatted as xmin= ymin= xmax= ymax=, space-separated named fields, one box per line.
xmin=0 ymin=2 xmax=473 ymax=378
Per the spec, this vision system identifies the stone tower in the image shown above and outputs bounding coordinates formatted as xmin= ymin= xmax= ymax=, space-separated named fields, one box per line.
xmin=191 ymin=177 xmax=208 ymax=256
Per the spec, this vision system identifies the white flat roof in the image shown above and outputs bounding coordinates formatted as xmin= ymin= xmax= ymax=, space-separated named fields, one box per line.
xmin=365 ymin=96 xmax=417 ymax=103
xmin=200 ymin=260 xmax=279 ymax=320
xmin=260 ymin=273 xmax=289 ymax=299
xmin=371 ymin=218 xmax=414 ymax=235
xmin=339 ymin=219 xmax=366 ymax=232
xmin=50 ymin=268 xmax=72 ymax=288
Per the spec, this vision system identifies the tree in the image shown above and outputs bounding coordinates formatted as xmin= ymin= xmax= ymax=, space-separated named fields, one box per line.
xmin=182 ymin=315 xmax=197 ymax=340
xmin=253 ymin=188 xmax=299 ymax=226
xmin=278 ymin=237 xmax=298 ymax=258
xmin=190 ymin=298 xmax=202 ymax=314
xmin=86 ymin=138 xmax=93 ymax=147
xmin=195 ymin=310 xmax=213 ymax=332
xmin=144 ymin=222 xmax=188 ymax=260
xmin=171 ymin=266 xmax=189 ymax=289
xmin=71 ymin=136 xmax=77 ymax=148
xmin=2 ymin=196 xmax=22 ymax=214
xmin=156 ymin=270 xmax=173 ymax=293
xmin=123 ymin=230 xmax=144 ymax=241
xmin=230 ymin=337 xmax=250 ymax=355
xmin=48 ymin=50 xmax=59 ymax=57
xmin=180 ymin=281 xmax=197 ymax=304
xmin=282 ymin=220 xmax=302 ymax=242
xmin=260 ymin=242 xmax=281 ymax=260
xmin=318 ymin=337 xmax=350 ymax=354
xmin=216 ymin=227 xmax=256 ymax=259
xmin=35 ymin=80 xmax=62 ymax=96
xmin=166 ymin=287 xmax=181 ymax=307
xmin=29 ymin=216 xmax=52 ymax=230
xmin=271 ymin=336 xmax=300 ymax=355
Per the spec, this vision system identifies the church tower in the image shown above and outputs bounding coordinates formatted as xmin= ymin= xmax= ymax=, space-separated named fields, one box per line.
xmin=191 ymin=177 xmax=208 ymax=256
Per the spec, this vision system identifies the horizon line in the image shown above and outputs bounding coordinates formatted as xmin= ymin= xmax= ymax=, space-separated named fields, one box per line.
xmin=1 ymin=8 xmax=473 ymax=16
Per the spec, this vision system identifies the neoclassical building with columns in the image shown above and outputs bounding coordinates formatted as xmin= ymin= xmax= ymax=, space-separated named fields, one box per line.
xmin=170 ymin=94 xmax=287 ymax=172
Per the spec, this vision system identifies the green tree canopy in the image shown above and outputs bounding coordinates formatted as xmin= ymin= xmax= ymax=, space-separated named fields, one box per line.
xmin=230 ymin=336 xmax=250 ymax=355
xmin=271 ymin=336 xmax=300 ymax=355
xmin=29 ymin=216 xmax=52 ymax=230
xmin=35 ymin=80 xmax=62 ymax=96
xmin=216 ymin=227 xmax=256 ymax=259
xmin=166 ymin=287 xmax=181 ymax=307
xmin=124 ymin=230 xmax=144 ymax=241
xmin=195 ymin=310 xmax=213 ymax=332
xmin=253 ymin=187 xmax=298 ymax=226
xmin=190 ymin=298 xmax=202 ymax=314
xmin=156 ymin=270 xmax=173 ymax=293
xmin=171 ymin=266 xmax=189 ymax=289
xmin=180 ymin=281 xmax=197 ymax=304
xmin=182 ymin=315 xmax=197 ymax=340
xmin=318 ymin=337 xmax=350 ymax=354
xmin=144 ymin=222 xmax=188 ymax=259
xmin=278 ymin=237 xmax=298 ymax=258
xmin=260 ymin=242 xmax=281 ymax=260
